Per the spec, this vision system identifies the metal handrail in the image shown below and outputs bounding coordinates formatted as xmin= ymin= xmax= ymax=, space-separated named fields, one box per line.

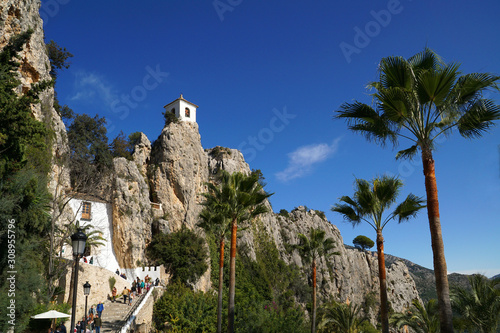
xmin=113 ymin=287 xmax=152 ymax=333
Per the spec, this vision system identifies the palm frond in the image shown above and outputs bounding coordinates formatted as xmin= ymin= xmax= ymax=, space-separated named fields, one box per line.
xmin=457 ymin=99 xmax=500 ymax=138
xmin=379 ymin=56 xmax=413 ymax=89
xmin=408 ymin=47 xmax=443 ymax=72
xmin=448 ymin=72 xmax=500 ymax=105
xmin=335 ymin=102 xmax=398 ymax=146
xmin=393 ymin=193 xmax=426 ymax=224
xmin=416 ymin=63 xmax=460 ymax=106
xmin=395 ymin=144 xmax=419 ymax=160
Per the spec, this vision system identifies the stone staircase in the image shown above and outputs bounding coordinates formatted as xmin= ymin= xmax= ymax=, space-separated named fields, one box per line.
xmin=100 ymin=293 xmax=144 ymax=333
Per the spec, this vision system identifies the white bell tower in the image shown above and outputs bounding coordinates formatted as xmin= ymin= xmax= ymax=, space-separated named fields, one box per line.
xmin=163 ymin=94 xmax=199 ymax=122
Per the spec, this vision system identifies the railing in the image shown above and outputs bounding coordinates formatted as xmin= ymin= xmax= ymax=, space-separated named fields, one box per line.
xmin=114 ymin=286 xmax=157 ymax=333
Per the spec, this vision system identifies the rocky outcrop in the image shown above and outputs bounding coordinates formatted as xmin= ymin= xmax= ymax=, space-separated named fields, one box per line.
xmin=0 ymin=0 xmax=70 ymax=194
xmin=132 ymin=132 xmax=151 ymax=177
xmin=110 ymin=120 xmax=421 ymax=314
xmin=250 ymin=206 xmax=419 ymax=318
xmin=112 ymin=157 xmax=153 ymax=268
xmin=148 ymin=122 xmax=209 ymax=232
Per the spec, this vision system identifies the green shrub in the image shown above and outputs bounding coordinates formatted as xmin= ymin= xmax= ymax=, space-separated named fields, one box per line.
xmin=278 ymin=209 xmax=289 ymax=218
xmin=314 ymin=210 xmax=326 ymax=220
xmin=146 ymin=225 xmax=208 ymax=285
xmin=109 ymin=276 xmax=116 ymax=292
xmin=153 ymin=282 xmax=217 ymax=332
xmin=163 ymin=110 xmax=179 ymax=126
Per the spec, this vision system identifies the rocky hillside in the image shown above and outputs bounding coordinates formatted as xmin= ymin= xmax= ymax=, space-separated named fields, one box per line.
xmin=385 ymin=253 xmax=471 ymax=302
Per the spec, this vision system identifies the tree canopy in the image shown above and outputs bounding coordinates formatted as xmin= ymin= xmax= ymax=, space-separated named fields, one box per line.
xmin=146 ymin=226 xmax=209 ymax=286
xmin=352 ymin=235 xmax=374 ymax=251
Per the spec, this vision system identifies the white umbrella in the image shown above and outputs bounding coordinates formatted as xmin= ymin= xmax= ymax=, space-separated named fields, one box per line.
xmin=31 ymin=310 xmax=71 ymax=319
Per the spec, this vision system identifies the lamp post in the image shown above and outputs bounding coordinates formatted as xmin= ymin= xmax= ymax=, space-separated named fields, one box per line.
xmin=83 ymin=281 xmax=91 ymax=332
xmin=70 ymin=229 xmax=87 ymax=333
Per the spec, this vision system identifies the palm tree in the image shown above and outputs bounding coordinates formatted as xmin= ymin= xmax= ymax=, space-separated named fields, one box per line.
xmin=294 ymin=228 xmax=337 ymax=333
xmin=331 ymin=175 xmax=425 ymax=333
xmin=451 ymin=275 xmax=500 ymax=333
xmin=390 ymin=298 xmax=440 ymax=333
xmin=318 ymin=301 xmax=367 ymax=333
xmin=335 ymin=48 xmax=500 ymax=333
xmin=197 ymin=206 xmax=231 ymax=333
xmin=202 ymin=170 xmax=271 ymax=333
xmin=65 ymin=220 xmax=106 ymax=303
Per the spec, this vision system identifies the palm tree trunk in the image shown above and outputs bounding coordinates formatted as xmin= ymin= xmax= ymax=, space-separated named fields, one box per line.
xmin=421 ymin=149 xmax=453 ymax=333
xmin=311 ymin=259 xmax=317 ymax=333
xmin=376 ymin=229 xmax=389 ymax=333
xmin=217 ymin=237 xmax=224 ymax=333
xmin=227 ymin=218 xmax=237 ymax=333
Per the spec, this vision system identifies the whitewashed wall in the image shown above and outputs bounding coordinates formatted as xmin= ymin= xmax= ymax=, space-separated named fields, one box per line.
xmin=67 ymin=199 xmax=121 ymax=275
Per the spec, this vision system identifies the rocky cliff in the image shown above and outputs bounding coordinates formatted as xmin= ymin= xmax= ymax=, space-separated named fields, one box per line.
xmin=108 ymin=120 xmax=421 ymax=318
xmin=0 ymin=0 xmax=70 ymax=194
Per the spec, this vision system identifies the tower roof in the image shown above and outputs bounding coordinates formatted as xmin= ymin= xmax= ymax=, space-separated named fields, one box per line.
xmin=163 ymin=94 xmax=199 ymax=108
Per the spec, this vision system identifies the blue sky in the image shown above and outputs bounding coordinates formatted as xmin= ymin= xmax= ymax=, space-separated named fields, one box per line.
xmin=41 ymin=0 xmax=500 ymax=277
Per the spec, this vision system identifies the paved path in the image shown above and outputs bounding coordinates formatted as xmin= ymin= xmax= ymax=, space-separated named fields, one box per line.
xmin=99 ymin=294 xmax=143 ymax=333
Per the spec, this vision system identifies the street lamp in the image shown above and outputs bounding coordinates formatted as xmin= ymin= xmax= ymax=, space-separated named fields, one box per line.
xmin=70 ymin=229 xmax=87 ymax=333
xmin=83 ymin=281 xmax=91 ymax=332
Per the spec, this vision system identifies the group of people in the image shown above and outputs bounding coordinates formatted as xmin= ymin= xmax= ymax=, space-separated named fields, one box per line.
xmin=115 ymin=269 xmax=127 ymax=280
xmin=74 ymin=301 xmax=104 ymax=333
xmin=110 ymin=274 xmax=160 ymax=305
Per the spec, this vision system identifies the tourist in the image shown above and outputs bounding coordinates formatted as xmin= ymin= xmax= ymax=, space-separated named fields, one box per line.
xmin=131 ymin=281 xmax=136 ymax=297
xmin=122 ymin=286 xmax=129 ymax=304
xmin=115 ymin=269 xmax=119 ymax=275
xmin=96 ymin=301 xmax=104 ymax=319
xmin=88 ymin=305 xmax=96 ymax=320
xmin=93 ymin=314 xmax=102 ymax=333
xmin=111 ymin=286 xmax=117 ymax=302
xmin=128 ymin=290 xmax=133 ymax=306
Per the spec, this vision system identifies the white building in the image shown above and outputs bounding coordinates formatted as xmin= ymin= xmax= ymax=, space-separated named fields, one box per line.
xmin=66 ymin=196 xmax=121 ymax=274
xmin=65 ymin=195 xmax=163 ymax=283
xmin=163 ymin=94 xmax=199 ymax=122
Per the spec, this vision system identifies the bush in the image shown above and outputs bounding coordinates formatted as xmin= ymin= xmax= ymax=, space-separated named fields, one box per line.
xmin=153 ymin=282 xmax=217 ymax=332
xmin=278 ymin=209 xmax=289 ymax=218
xmin=163 ymin=110 xmax=179 ymax=126
xmin=146 ymin=225 xmax=208 ymax=286
xmin=314 ymin=210 xmax=326 ymax=220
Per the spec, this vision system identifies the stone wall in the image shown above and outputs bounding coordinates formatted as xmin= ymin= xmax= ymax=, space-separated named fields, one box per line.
xmin=62 ymin=261 xmax=130 ymax=323
xmin=129 ymin=287 xmax=165 ymax=333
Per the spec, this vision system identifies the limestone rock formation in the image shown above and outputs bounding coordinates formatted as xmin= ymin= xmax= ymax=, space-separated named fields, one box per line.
xmin=0 ymin=0 xmax=70 ymax=194
xmin=110 ymin=119 xmax=421 ymax=314
xmin=148 ymin=122 xmax=209 ymax=232
xmin=132 ymin=132 xmax=151 ymax=177
xmin=112 ymin=157 xmax=153 ymax=268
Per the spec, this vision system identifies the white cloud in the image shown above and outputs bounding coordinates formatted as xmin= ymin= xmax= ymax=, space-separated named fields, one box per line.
xmin=276 ymin=138 xmax=341 ymax=182
xmin=70 ymin=71 xmax=118 ymax=108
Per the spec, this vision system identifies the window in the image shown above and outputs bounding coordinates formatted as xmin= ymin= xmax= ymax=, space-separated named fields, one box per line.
xmin=82 ymin=202 xmax=91 ymax=220
xmin=185 ymin=107 xmax=190 ymax=117
xmin=171 ymin=108 xmax=175 ymax=114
